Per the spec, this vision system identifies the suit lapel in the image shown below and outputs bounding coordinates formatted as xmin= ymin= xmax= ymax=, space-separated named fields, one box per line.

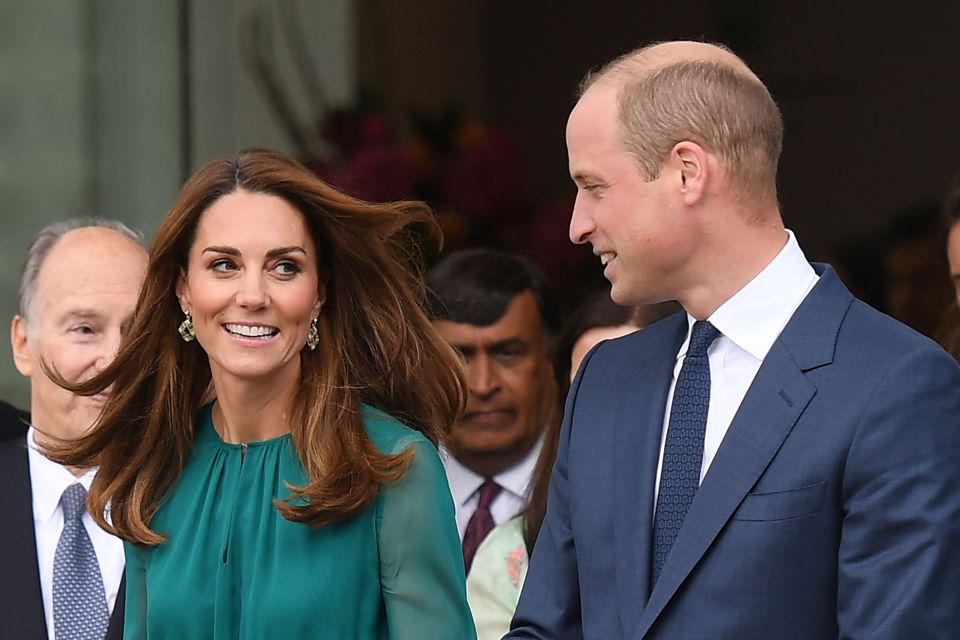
xmin=636 ymin=344 xmax=816 ymax=637
xmin=613 ymin=314 xmax=687 ymax=638
xmin=0 ymin=434 xmax=48 ymax=638
xmin=635 ymin=265 xmax=852 ymax=638
xmin=0 ymin=426 xmax=127 ymax=639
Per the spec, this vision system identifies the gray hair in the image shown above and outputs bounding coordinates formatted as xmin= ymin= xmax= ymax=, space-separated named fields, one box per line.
xmin=17 ymin=217 xmax=144 ymax=322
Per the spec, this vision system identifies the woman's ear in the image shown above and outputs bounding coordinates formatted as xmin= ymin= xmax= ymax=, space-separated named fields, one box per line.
xmin=313 ymin=280 xmax=327 ymax=318
xmin=175 ymin=271 xmax=190 ymax=313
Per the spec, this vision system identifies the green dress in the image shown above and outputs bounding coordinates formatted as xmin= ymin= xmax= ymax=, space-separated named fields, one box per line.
xmin=123 ymin=403 xmax=476 ymax=639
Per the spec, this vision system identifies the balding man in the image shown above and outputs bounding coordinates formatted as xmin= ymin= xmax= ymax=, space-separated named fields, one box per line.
xmin=2 ymin=219 xmax=147 ymax=639
xmin=507 ymin=41 xmax=960 ymax=639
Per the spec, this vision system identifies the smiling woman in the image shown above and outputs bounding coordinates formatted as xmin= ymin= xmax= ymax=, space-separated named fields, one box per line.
xmin=46 ymin=149 xmax=476 ymax=639
xmin=176 ymin=191 xmax=325 ymax=409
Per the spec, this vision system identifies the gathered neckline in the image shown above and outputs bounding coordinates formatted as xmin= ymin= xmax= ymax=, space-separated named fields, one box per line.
xmin=199 ymin=403 xmax=292 ymax=449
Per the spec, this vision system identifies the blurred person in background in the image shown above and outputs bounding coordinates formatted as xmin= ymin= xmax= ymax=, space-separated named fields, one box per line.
xmin=936 ymin=173 xmax=960 ymax=360
xmin=466 ymin=291 xmax=678 ymax=640
xmin=3 ymin=218 xmax=146 ymax=640
xmin=883 ymin=203 xmax=953 ymax=338
xmin=426 ymin=249 xmax=559 ymax=575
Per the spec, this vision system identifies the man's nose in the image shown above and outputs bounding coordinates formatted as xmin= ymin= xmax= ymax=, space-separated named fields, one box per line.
xmin=467 ymin=355 xmax=501 ymax=398
xmin=569 ymin=192 xmax=595 ymax=245
xmin=94 ymin=330 xmax=124 ymax=372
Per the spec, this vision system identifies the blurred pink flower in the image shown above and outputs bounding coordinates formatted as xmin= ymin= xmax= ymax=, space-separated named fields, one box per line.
xmin=526 ymin=196 xmax=595 ymax=283
xmin=340 ymin=144 xmax=417 ymax=203
xmin=441 ymin=130 xmax=527 ymax=222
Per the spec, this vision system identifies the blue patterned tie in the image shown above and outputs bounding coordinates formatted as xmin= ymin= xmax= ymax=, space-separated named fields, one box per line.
xmin=651 ymin=320 xmax=721 ymax=587
xmin=53 ymin=483 xmax=109 ymax=640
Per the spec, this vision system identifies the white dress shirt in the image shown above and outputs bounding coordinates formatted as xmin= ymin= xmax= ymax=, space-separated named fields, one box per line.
xmin=443 ymin=435 xmax=544 ymax=540
xmin=27 ymin=427 xmax=125 ymax=639
xmin=655 ymin=231 xmax=819 ymax=505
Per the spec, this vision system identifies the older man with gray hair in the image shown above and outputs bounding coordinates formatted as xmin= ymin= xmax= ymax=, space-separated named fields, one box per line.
xmin=1 ymin=218 xmax=147 ymax=640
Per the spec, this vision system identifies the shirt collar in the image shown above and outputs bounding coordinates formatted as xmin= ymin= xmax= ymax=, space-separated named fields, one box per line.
xmin=27 ymin=426 xmax=97 ymax=525
xmin=688 ymin=230 xmax=818 ymax=361
xmin=443 ymin=434 xmax=545 ymax=507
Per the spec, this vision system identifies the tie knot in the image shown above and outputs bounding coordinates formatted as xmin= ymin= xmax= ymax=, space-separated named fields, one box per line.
xmin=60 ymin=483 xmax=88 ymax=522
xmin=687 ymin=321 xmax=720 ymax=358
xmin=476 ymin=480 xmax=501 ymax=510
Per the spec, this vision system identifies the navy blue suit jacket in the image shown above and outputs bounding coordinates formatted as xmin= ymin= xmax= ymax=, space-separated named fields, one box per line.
xmin=508 ymin=266 xmax=960 ymax=639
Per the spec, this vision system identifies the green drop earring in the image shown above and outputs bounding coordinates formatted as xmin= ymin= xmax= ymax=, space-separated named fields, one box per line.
xmin=178 ymin=310 xmax=196 ymax=342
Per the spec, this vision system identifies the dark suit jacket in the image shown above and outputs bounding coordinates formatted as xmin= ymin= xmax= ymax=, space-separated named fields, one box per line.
xmin=508 ymin=265 xmax=960 ymax=639
xmin=0 ymin=404 xmax=125 ymax=639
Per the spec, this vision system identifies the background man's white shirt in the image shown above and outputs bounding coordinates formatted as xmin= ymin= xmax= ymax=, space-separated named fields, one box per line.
xmin=28 ymin=427 xmax=125 ymax=639
xmin=443 ymin=435 xmax=544 ymax=539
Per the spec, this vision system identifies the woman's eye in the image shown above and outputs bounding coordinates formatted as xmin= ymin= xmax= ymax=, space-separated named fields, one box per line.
xmin=275 ymin=261 xmax=301 ymax=276
xmin=210 ymin=259 xmax=235 ymax=272
xmin=71 ymin=325 xmax=95 ymax=336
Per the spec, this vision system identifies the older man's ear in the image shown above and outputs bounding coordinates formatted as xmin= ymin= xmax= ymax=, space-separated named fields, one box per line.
xmin=10 ymin=314 xmax=33 ymax=377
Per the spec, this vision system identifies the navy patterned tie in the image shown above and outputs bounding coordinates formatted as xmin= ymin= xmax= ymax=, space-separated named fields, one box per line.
xmin=651 ymin=320 xmax=721 ymax=587
xmin=53 ymin=483 xmax=109 ymax=640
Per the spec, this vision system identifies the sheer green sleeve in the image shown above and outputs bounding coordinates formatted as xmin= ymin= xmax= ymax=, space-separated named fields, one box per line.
xmin=376 ymin=438 xmax=477 ymax=640
xmin=122 ymin=542 xmax=147 ymax=639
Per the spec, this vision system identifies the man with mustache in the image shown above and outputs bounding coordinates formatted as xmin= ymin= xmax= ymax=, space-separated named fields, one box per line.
xmin=427 ymin=249 xmax=558 ymax=573
xmin=2 ymin=219 xmax=147 ymax=639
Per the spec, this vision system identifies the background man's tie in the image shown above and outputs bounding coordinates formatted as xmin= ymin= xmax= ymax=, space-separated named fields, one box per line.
xmin=651 ymin=320 xmax=721 ymax=587
xmin=462 ymin=479 xmax=502 ymax=572
xmin=53 ymin=482 xmax=109 ymax=640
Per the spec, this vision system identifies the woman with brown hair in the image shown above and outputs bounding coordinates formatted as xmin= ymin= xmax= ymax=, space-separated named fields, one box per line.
xmin=51 ymin=149 xmax=476 ymax=638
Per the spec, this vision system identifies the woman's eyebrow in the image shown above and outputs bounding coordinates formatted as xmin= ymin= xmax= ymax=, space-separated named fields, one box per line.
xmin=201 ymin=245 xmax=239 ymax=255
xmin=265 ymin=246 xmax=307 ymax=258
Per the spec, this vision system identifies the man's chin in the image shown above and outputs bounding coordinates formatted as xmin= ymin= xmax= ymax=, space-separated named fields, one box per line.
xmin=451 ymin=433 xmax=535 ymax=460
xmin=70 ymin=403 xmax=107 ymax=436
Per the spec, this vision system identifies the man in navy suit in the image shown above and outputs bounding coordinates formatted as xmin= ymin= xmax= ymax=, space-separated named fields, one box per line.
xmin=507 ymin=41 xmax=960 ymax=639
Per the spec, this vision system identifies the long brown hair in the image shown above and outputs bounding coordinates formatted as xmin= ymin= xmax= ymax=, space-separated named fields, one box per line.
xmin=50 ymin=149 xmax=467 ymax=545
